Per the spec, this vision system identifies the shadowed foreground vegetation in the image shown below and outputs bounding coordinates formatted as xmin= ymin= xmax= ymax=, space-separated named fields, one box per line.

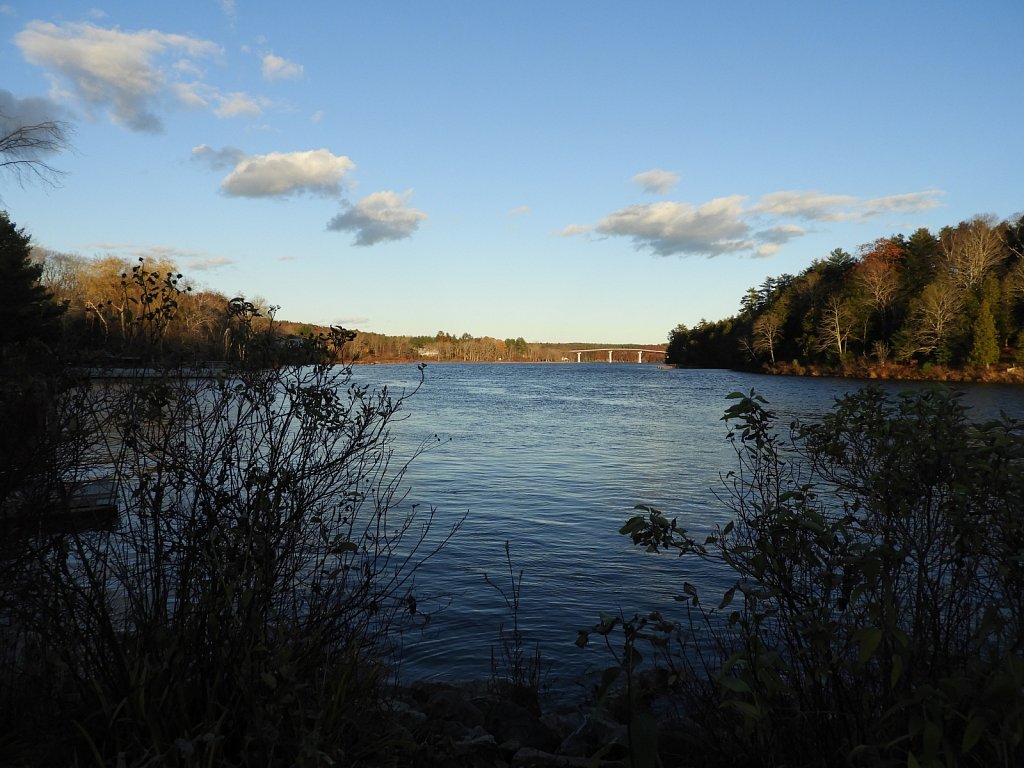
xmin=583 ymin=388 xmax=1024 ymax=767
xmin=1 ymin=333 xmax=464 ymax=766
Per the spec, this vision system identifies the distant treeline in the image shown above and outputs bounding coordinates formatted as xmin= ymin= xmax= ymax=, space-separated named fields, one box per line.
xmin=334 ymin=330 xmax=664 ymax=363
xmin=667 ymin=213 xmax=1024 ymax=375
xmin=20 ymin=234 xmax=661 ymax=365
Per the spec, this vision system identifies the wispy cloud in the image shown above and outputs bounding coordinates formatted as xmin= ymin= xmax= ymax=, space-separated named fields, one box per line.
xmin=326 ymin=190 xmax=427 ymax=246
xmin=508 ymin=205 xmax=530 ymax=216
xmin=190 ymin=143 xmax=246 ymax=170
xmin=261 ymin=53 xmax=303 ymax=81
xmin=212 ymin=91 xmax=268 ymax=118
xmin=86 ymin=241 xmax=234 ymax=270
xmin=566 ymin=188 xmax=945 ymax=258
xmin=858 ymin=190 xmax=944 ymax=217
xmin=15 ymin=20 xmax=268 ymax=131
xmin=555 ymin=223 xmax=591 ymax=237
xmin=219 ymin=0 xmax=237 ymax=25
xmin=334 ymin=315 xmax=370 ymax=326
xmin=184 ymin=254 xmax=236 ymax=271
xmin=192 ymin=146 xmax=355 ymax=198
xmin=749 ymin=190 xmax=859 ymax=221
xmin=632 ymin=169 xmax=679 ymax=195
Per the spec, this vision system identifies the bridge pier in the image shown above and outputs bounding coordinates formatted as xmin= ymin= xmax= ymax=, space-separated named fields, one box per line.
xmin=570 ymin=348 xmax=664 ymax=363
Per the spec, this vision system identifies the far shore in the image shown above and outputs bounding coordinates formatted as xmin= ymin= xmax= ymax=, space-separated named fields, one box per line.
xmin=351 ymin=356 xmax=1024 ymax=386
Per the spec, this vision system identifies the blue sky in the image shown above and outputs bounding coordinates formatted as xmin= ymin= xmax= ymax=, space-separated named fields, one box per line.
xmin=2 ymin=1 xmax=1021 ymax=343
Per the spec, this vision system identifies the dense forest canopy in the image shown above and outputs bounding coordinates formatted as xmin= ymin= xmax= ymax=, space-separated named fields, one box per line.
xmin=667 ymin=212 xmax=1024 ymax=374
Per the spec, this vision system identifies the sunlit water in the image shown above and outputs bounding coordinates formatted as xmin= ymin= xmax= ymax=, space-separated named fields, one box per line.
xmin=350 ymin=362 xmax=1024 ymax=698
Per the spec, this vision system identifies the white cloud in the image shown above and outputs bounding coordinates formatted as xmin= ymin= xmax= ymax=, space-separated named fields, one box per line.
xmin=0 ymin=5 xmax=15 ymax=16
xmin=310 ymin=110 xmax=324 ymax=124
xmin=750 ymin=190 xmax=859 ymax=221
xmin=632 ymin=169 xmax=679 ymax=195
xmin=261 ymin=53 xmax=303 ymax=81
xmin=755 ymin=243 xmax=783 ymax=258
xmin=573 ymin=185 xmax=945 ymax=259
xmin=509 ymin=205 xmax=530 ymax=216
xmin=216 ymin=149 xmax=355 ymax=198
xmin=15 ymin=20 xmax=224 ymax=132
xmin=595 ymin=196 xmax=753 ymax=257
xmin=326 ymin=190 xmax=427 ymax=246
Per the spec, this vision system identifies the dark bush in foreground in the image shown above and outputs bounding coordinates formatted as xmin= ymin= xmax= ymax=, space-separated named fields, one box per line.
xmin=0 ymin=346 xmax=459 ymax=766
xmin=584 ymin=387 xmax=1024 ymax=767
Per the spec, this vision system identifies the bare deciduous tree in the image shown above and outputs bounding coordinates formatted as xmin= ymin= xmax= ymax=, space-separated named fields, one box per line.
xmin=816 ymin=294 xmax=857 ymax=359
xmin=941 ymin=215 xmax=1005 ymax=293
xmin=0 ymin=115 xmax=71 ymax=190
xmin=908 ymin=279 xmax=963 ymax=358
xmin=752 ymin=310 xmax=786 ymax=365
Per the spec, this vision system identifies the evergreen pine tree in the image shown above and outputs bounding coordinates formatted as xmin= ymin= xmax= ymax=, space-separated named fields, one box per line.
xmin=0 ymin=210 xmax=64 ymax=355
xmin=967 ymin=297 xmax=1000 ymax=368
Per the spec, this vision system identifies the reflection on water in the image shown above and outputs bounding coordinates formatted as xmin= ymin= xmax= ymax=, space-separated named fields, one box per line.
xmin=351 ymin=363 xmax=1024 ymax=696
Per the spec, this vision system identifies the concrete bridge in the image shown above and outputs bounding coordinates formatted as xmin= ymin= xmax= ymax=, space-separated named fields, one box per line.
xmin=569 ymin=348 xmax=666 ymax=363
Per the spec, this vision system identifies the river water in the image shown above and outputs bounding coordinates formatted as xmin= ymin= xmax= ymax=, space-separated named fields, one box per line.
xmin=351 ymin=362 xmax=1024 ymax=697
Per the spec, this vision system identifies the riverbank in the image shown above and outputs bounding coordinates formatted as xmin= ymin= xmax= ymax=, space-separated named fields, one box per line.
xmin=761 ymin=359 xmax=1024 ymax=385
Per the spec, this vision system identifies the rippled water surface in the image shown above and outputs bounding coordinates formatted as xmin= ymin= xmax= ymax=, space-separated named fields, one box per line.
xmin=350 ymin=363 xmax=1024 ymax=695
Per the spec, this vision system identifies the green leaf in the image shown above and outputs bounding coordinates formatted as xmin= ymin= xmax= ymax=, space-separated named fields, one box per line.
xmin=718 ymin=586 xmax=737 ymax=609
xmin=730 ymin=700 xmax=762 ymax=720
xmin=922 ymin=720 xmax=941 ymax=756
xmin=856 ymin=627 xmax=883 ymax=663
xmin=718 ymin=675 xmax=752 ymax=694
xmin=890 ymin=654 xmax=904 ymax=688
xmin=961 ymin=715 xmax=986 ymax=754
xmin=619 ymin=517 xmax=646 ymax=536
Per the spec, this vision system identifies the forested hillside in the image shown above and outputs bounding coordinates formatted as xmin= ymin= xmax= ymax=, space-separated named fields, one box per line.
xmin=667 ymin=213 xmax=1024 ymax=376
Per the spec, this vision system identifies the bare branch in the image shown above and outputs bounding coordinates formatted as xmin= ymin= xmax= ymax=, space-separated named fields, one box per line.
xmin=0 ymin=116 xmax=71 ymax=190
